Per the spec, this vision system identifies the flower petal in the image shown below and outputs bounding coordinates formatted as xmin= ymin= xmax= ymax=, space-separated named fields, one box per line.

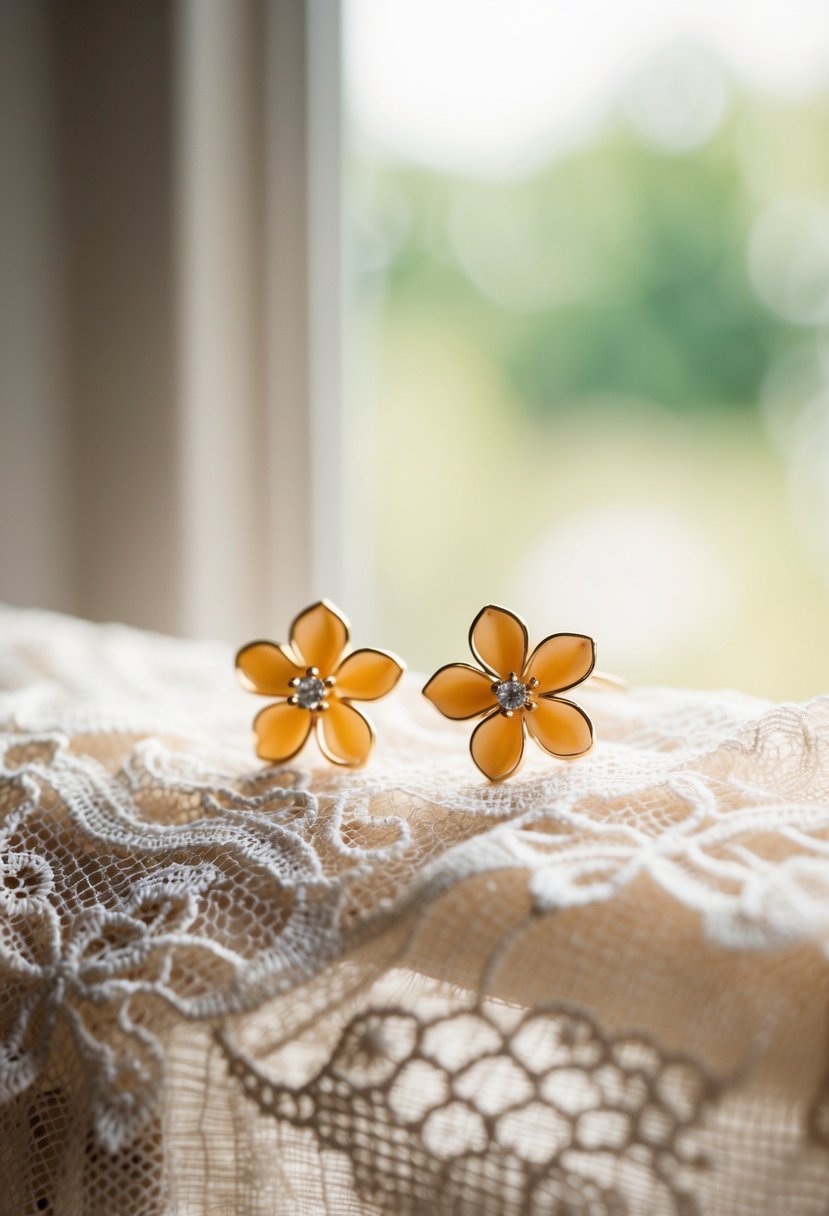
xmin=253 ymin=702 xmax=312 ymax=763
xmin=526 ymin=697 xmax=593 ymax=758
xmin=524 ymin=633 xmax=596 ymax=695
xmin=236 ymin=641 xmax=303 ymax=696
xmin=290 ymin=600 xmax=350 ymax=676
xmin=469 ymin=709 xmax=525 ymax=781
xmin=335 ymin=648 xmax=405 ymax=701
xmin=469 ymin=605 xmax=528 ymax=679
xmin=422 ymin=663 xmax=496 ymax=720
xmin=317 ymin=701 xmax=375 ymax=767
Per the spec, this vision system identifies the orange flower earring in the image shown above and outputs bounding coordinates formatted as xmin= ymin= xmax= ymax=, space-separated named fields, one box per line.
xmin=423 ymin=605 xmax=622 ymax=782
xmin=237 ymin=600 xmax=405 ymax=768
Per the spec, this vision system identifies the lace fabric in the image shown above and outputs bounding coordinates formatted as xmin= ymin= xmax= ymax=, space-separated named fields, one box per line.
xmin=1 ymin=605 xmax=829 ymax=1214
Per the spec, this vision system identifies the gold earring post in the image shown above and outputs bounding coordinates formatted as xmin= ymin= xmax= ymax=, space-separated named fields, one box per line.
xmin=585 ymin=670 xmax=627 ymax=692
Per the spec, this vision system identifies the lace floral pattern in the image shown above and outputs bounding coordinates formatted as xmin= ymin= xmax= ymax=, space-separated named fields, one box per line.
xmin=1 ymin=607 xmax=829 ymax=1214
xmin=220 ymin=1000 xmax=719 ymax=1216
xmin=0 ymin=729 xmax=343 ymax=1156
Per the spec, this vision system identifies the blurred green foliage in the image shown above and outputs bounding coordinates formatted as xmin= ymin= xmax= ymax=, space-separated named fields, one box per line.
xmin=355 ymin=121 xmax=798 ymax=416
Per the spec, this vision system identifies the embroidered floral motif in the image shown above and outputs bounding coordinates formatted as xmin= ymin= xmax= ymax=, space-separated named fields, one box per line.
xmin=220 ymin=1001 xmax=719 ymax=1216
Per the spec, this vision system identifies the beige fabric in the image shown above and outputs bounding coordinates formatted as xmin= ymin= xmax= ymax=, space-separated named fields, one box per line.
xmin=1 ymin=606 xmax=829 ymax=1214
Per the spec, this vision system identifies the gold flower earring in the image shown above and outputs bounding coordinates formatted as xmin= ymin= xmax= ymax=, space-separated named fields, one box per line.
xmin=422 ymin=604 xmax=622 ymax=782
xmin=236 ymin=600 xmax=405 ymax=768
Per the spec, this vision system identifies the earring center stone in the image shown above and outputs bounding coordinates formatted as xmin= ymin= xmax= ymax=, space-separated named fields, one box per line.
xmin=295 ymin=675 xmax=327 ymax=709
xmin=494 ymin=677 xmax=528 ymax=711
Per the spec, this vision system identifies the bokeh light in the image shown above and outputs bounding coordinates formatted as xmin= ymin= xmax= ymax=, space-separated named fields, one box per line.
xmin=345 ymin=0 xmax=829 ymax=697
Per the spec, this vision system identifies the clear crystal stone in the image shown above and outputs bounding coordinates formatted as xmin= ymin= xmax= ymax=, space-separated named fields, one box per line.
xmin=494 ymin=677 xmax=528 ymax=711
xmin=295 ymin=675 xmax=326 ymax=709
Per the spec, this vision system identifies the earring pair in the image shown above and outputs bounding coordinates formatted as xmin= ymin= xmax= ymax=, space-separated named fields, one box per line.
xmin=236 ymin=600 xmax=619 ymax=782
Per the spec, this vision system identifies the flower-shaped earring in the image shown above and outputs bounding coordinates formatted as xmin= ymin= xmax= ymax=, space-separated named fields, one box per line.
xmin=236 ymin=600 xmax=405 ymax=767
xmin=423 ymin=605 xmax=607 ymax=782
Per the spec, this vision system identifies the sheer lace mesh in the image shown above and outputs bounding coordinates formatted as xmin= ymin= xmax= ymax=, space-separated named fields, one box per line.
xmin=1 ymin=606 xmax=828 ymax=1214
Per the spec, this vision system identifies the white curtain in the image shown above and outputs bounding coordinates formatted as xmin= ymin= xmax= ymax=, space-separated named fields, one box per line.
xmin=0 ymin=0 xmax=342 ymax=643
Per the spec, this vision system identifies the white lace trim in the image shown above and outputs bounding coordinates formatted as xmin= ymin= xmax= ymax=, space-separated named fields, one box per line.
xmin=2 ymin=607 xmax=829 ymax=1213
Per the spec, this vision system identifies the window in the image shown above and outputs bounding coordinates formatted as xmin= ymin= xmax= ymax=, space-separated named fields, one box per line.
xmin=344 ymin=0 xmax=829 ymax=698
